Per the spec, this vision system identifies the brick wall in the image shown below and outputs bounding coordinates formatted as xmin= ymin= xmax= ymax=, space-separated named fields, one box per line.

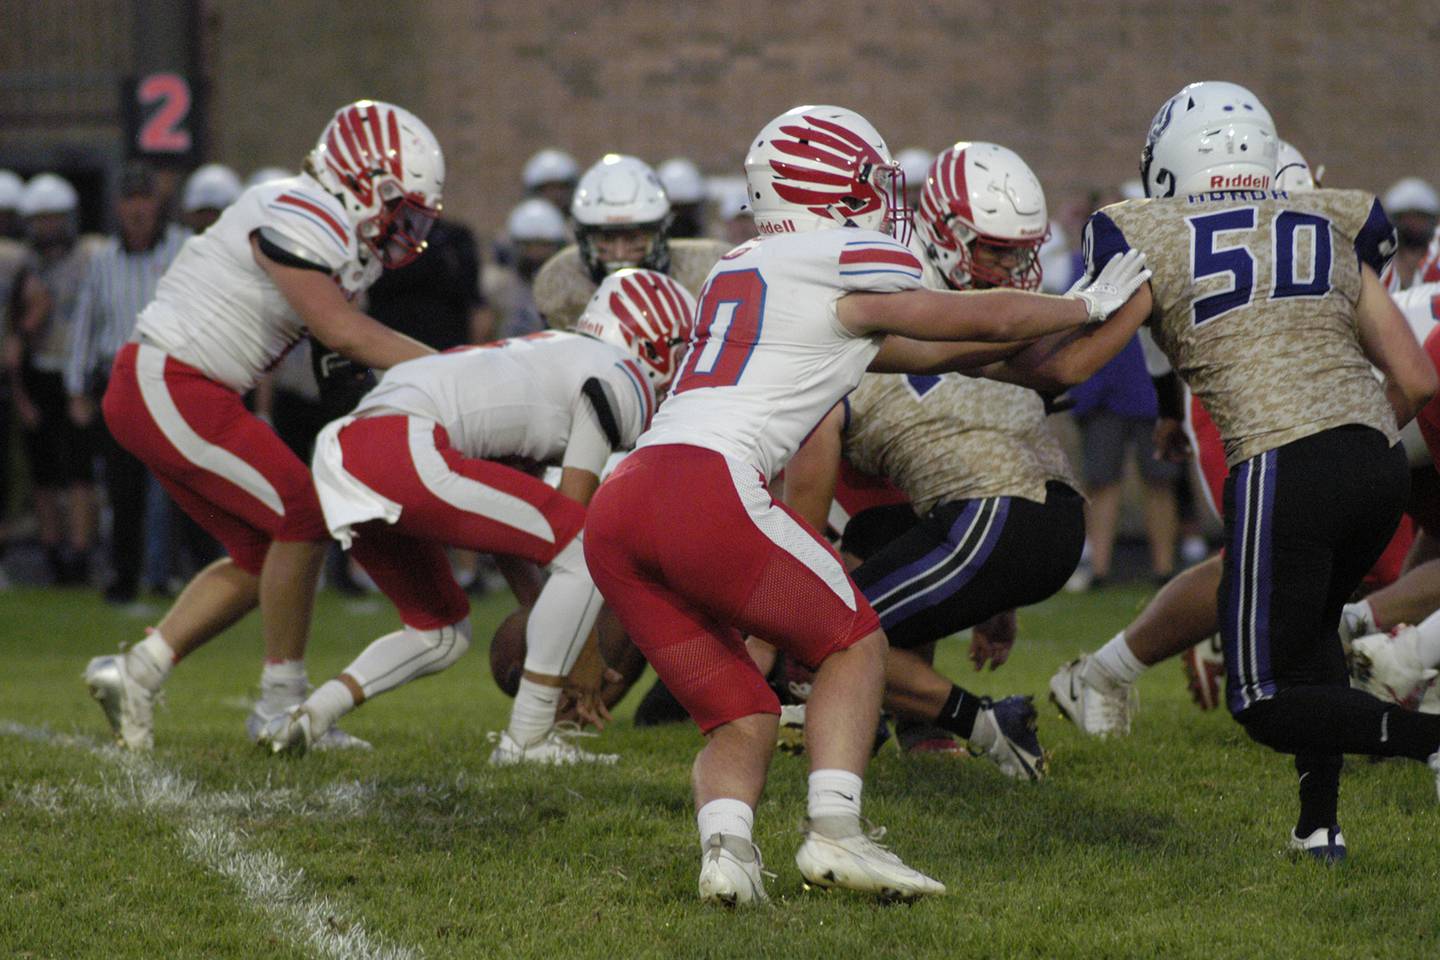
xmin=205 ymin=0 xmax=1440 ymax=239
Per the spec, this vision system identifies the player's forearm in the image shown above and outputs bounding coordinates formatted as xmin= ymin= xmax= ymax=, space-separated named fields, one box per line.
xmin=311 ymin=311 xmax=433 ymax=371
xmin=869 ymin=336 xmax=1029 ymax=375
xmin=990 ymin=290 xmax=1152 ymax=391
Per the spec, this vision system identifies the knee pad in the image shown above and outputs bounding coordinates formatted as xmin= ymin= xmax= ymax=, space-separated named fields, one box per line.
xmin=405 ymin=617 xmax=472 ymax=675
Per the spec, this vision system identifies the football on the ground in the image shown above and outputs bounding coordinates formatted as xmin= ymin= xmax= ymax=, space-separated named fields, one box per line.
xmin=490 ymin=607 xmax=530 ymax=697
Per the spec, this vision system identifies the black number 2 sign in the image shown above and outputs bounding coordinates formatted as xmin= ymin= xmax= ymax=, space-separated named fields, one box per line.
xmin=124 ymin=73 xmax=204 ymax=162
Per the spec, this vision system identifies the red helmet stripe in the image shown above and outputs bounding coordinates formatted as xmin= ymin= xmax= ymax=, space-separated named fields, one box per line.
xmin=770 ymin=138 xmax=853 ymax=172
xmin=776 ymin=124 xmax=863 ymax=166
xmin=946 ymin=148 xmax=974 ymax=224
xmin=326 ymin=129 xmax=353 ymax=173
xmin=608 ymin=290 xmax=638 ymax=343
xmin=336 ymin=111 xmax=367 ymax=173
xmin=385 ymin=108 xmax=403 ymax=178
xmin=803 ymin=114 xmax=885 ymax=163
xmin=634 ymin=275 xmax=673 ymax=338
xmin=768 ymin=159 xmax=852 ymax=187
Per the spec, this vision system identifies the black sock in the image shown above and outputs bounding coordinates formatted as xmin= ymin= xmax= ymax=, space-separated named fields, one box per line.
xmin=935 ymin=685 xmax=983 ymax=740
xmin=1239 ymin=686 xmax=1440 ymax=761
xmin=1294 ymin=752 xmax=1342 ymax=836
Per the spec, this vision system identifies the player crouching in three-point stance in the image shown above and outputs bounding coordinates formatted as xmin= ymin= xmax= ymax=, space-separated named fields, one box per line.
xmin=84 ymin=101 xmax=442 ymax=750
xmin=1075 ymin=82 xmax=1440 ymax=862
xmin=583 ymin=105 xmax=1151 ymax=904
xmin=258 ymin=269 xmax=694 ymax=760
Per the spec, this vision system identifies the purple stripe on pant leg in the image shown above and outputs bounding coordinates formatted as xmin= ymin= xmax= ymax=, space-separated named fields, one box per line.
xmin=1224 ymin=459 xmax=1253 ymax=715
xmin=861 ymin=499 xmax=983 ymax=602
xmin=879 ymin=498 xmax=1010 ymax=630
xmin=1251 ymin=450 xmax=1278 ymax=701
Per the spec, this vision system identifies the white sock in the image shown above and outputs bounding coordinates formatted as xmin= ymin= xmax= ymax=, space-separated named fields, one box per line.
xmin=807 ymin=769 xmax=863 ymax=824
xmin=304 ymin=679 xmax=355 ymax=737
xmin=1088 ymin=631 xmax=1145 ymax=689
xmin=524 ymin=537 xmax=602 ymax=677
xmin=259 ymin=659 xmax=308 ymax=708
xmin=508 ymin=678 xmax=561 ymax=747
xmin=1412 ymin=609 xmax=1440 ymax=670
xmin=125 ymin=632 xmax=174 ymax=693
xmin=696 ymin=798 xmax=753 ymax=848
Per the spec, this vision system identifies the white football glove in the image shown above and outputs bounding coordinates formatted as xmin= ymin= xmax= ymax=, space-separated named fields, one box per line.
xmin=1066 ymin=248 xmax=1151 ymax=322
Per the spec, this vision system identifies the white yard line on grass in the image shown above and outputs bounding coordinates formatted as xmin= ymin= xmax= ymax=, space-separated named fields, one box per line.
xmin=1 ymin=721 xmax=421 ymax=960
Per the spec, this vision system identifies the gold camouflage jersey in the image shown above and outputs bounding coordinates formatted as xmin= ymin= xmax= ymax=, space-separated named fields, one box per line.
xmin=532 ymin=238 xmax=731 ymax=329
xmin=1086 ymin=188 xmax=1398 ymax=467
xmin=842 ymin=372 xmax=1079 ymax=514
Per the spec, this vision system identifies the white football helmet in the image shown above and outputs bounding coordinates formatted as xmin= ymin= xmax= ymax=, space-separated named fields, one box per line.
xmin=505 ymin=198 xmax=568 ymax=244
xmin=1140 ymin=81 xmax=1278 ymax=197
xmin=571 ymin=154 xmax=672 ymax=283
xmin=306 ymin=100 xmax=444 ymax=269
xmin=0 ymin=170 xmax=22 ymax=211
xmin=1274 ymin=141 xmax=1317 ymax=192
xmin=743 ymin=105 xmax=909 ymax=242
xmin=181 ymin=163 xmax=242 ymax=212
xmin=916 ymin=142 xmax=1049 ymax=290
xmin=19 ymin=173 xmax=79 ymax=217
xmin=658 ymin=158 xmax=705 ymax=205
xmin=522 ymin=148 xmax=580 ymax=190
xmin=575 ymin=268 xmax=696 ymax=394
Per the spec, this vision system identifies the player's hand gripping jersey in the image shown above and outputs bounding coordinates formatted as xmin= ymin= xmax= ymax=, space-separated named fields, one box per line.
xmin=639 ymin=228 xmax=923 ymax=479
xmin=314 ymin=330 xmax=655 ymax=545
xmin=136 ymin=173 xmax=379 ymax=393
xmin=1087 ymin=188 xmax=1398 ymax=466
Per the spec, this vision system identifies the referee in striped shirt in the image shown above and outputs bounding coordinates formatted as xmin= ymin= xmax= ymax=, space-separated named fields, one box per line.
xmin=66 ymin=162 xmax=189 ymax=604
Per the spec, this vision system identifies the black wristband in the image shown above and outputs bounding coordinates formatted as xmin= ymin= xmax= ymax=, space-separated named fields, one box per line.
xmin=1153 ymin=371 xmax=1183 ymax=421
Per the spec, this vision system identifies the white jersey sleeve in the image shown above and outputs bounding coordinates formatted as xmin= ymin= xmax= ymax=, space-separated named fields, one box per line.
xmin=638 ymin=227 xmax=924 ymax=479
xmin=135 ymin=174 xmax=374 ymax=393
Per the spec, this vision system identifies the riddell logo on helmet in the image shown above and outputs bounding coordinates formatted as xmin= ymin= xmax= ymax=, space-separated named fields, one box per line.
xmin=1210 ymin=173 xmax=1270 ymax=189
xmin=757 ymin=219 xmax=796 ymax=234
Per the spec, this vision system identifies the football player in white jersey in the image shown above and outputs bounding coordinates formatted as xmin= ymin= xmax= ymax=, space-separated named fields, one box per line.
xmin=583 ymin=105 xmax=1151 ymax=904
xmin=83 ymin=101 xmax=443 ymax=750
xmin=258 ymin=269 xmax=694 ymax=760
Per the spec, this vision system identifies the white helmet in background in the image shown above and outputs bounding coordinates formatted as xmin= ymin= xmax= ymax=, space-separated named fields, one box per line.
xmin=1383 ymin=177 xmax=1440 ymax=216
xmin=1140 ymin=81 xmax=1278 ymax=197
xmin=896 ymin=147 xmax=934 ymax=201
xmin=523 ymin=148 xmax=579 ymax=191
xmin=916 ymin=142 xmax=1049 ymax=290
xmin=0 ymin=170 xmax=23 ymax=211
xmin=306 ymin=100 xmax=445 ymax=268
xmin=575 ymin=268 xmax=696 ymax=394
xmin=570 ymin=154 xmax=672 ymax=283
xmin=743 ymin=104 xmax=908 ymax=241
xmin=246 ymin=166 xmax=291 ymax=188
xmin=181 ymin=163 xmax=243 ymax=212
xmin=505 ymin=198 xmax=568 ymax=244
xmin=658 ymin=158 xmax=705 ymax=204
xmin=1274 ymin=141 xmax=1317 ymax=191
xmin=19 ymin=173 xmax=79 ymax=217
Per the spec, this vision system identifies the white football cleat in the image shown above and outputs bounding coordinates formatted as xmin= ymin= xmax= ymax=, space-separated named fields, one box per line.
xmin=1288 ymin=826 xmax=1346 ymax=864
xmin=310 ymin=726 xmax=372 ymax=751
xmin=488 ymin=724 xmax=619 ymax=766
xmin=795 ymin=818 xmax=945 ymax=899
xmin=1350 ymin=628 xmax=1439 ymax=710
xmin=83 ymin=653 xmax=156 ymax=750
xmin=697 ymin=834 xmax=770 ymax=905
xmin=1049 ymin=656 xmax=1134 ymax=737
xmin=971 ymin=696 xmax=1047 ymax=781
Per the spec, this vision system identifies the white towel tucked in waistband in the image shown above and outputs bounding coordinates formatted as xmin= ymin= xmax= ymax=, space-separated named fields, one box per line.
xmin=311 ymin=417 xmax=404 ymax=548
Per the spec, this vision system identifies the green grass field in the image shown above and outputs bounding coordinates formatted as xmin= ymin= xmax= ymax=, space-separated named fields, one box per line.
xmin=2 ymin=584 xmax=1437 ymax=959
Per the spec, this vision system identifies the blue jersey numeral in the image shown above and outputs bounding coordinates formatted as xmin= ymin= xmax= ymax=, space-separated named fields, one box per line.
xmin=1188 ymin=207 xmax=1335 ymax=325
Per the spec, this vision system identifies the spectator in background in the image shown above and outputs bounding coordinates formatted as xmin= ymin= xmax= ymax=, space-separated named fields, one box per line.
xmin=1382 ymin=177 xmax=1439 ymax=289
xmin=180 ymin=164 xmax=242 ymax=233
xmin=485 ymin=198 xmax=567 ymax=339
xmin=522 ymin=148 xmax=579 ymax=214
xmin=66 ymin=161 xmax=192 ymax=604
xmin=708 ymin=176 xmax=756 ymax=247
xmin=0 ymin=170 xmax=30 ymax=583
xmin=658 ymin=158 xmax=707 ymax=238
xmin=1065 ymin=335 xmax=1179 ymax=591
xmin=366 ymin=218 xmax=491 ymax=348
xmin=895 ymin=147 xmax=934 ymax=210
xmin=8 ymin=174 xmax=102 ymax=584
